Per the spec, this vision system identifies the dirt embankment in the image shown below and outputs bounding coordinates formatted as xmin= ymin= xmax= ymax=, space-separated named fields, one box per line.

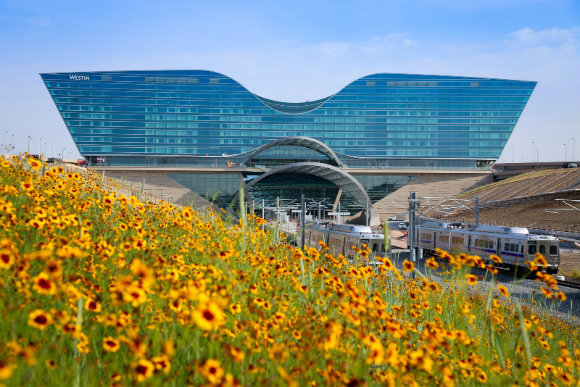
xmin=560 ymin=248 xmax=580 ymax=278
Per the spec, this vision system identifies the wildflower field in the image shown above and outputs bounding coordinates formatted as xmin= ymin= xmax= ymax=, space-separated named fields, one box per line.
xmin=0 ymin=155 xmax=579 ymax=387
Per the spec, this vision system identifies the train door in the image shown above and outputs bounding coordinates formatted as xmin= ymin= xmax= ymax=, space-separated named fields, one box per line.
xmin=433 ymin=232 xmax=437 ymax=251
xmin=496 ymin=238 xmax=501 ymax=256
xmin=468 ymin=235 xmax=472 ymax=254
xmin=527 ymin=241 xmax=537 ymax=261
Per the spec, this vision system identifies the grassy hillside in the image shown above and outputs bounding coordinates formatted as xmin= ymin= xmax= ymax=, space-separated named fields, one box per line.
xmin=0 ymin=155 xmax=578 ymax=386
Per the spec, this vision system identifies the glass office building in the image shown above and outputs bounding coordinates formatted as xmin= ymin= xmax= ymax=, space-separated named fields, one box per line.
xmin=40 ymin=70 xmax=536 ymax=170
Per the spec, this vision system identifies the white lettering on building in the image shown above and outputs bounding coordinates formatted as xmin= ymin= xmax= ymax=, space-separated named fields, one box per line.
xmin=69 ymin=75 xmax=90 ymax=80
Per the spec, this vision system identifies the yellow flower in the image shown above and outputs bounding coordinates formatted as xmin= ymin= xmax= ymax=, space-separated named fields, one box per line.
xmin=85 ymin=298 xmax=102 ymax=313
xmin=123 ymin=285 xmax=147 ymax=307
xmin=28 ymin=157 xmax=43 ymax=171
xmin=0 ymin=360 xmax=16 ymax=380
xmin=193 ymin=301 xmax=226 ymax=331
xmin=497 ymin=284 xmax=510 ymax=298
xmin=46 ymin=359 xmax=57 ymax=370
xmin=198 ymin=359 xmax=224 ymax=384
xmin=152 ymin=355 xmax=171 ymax=374
xmin=230 ymin=346 xmax=245 ymax=362
xmin=490 ymin=254 xmax=502 ymax=264
xmin=366 ymin=341 xmax=385 ymax=365
xmin=425 ymin=257 xmax=439 ymax=269
xmin=465 ymin=274 xmax=478 ymax=285
xmin=133 ymin=359 xmax=155 ymax=382
xmin=534 ymin=253 xmax=548 ymax=266
xmin=103 ymin=337 xmax=121 ymax=353
xmin=229 ymin=303 xmax=241 ymax=314
xmin=28 ymin=309 xmax=53 ymax=330
xmin=20 ymin=177 xmax=35 ymax=192
xmin=32 ymin=272 xmax=57 ymax=295
xmin=402 ymin=259 xmax=414 ymax=272
xmin=0 ymin=249 xmax=15 ymax=269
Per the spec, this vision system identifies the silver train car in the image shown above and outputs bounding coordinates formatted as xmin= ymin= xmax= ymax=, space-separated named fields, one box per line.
xmin=413 ymin=221 xmax=560 ymax=273
xmin=299 ymin=222 xmax=389 ymax=258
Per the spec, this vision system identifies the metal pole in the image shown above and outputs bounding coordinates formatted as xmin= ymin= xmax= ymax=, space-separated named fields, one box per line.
xmin=409 ymin=192 xmax=416 ymax=265
xmin=338 ymin=201 xmax=341 ymax=224
xmin=475 ymin=196 xmax=479 ymax=226
xmin=301 ymin=194 xmax=306 ymax=252
xmin=366 ymin=201 xmax=370 ymax=226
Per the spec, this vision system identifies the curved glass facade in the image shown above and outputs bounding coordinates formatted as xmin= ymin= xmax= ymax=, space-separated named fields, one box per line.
xmin=40 ymin=70 xmax=536 ymax=169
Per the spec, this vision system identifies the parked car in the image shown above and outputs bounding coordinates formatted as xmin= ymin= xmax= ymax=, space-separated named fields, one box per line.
xmin=398 ymin=222 xmax=407 ymax=230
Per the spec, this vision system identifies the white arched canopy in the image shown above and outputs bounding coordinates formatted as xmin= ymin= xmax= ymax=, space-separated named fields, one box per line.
xmin=242 ymin=136 xmax=342 ymax=167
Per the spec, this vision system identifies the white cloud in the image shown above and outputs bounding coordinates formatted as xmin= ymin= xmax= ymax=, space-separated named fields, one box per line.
xmin=511 ymin=26 xmax=579 ymax=46
xmin=313 ymin=42 xmax=351 ymax=56
xmin=361 ymin=33 xmax=417 ymax=54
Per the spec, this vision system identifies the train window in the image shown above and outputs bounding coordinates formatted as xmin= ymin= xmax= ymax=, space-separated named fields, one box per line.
xmin=549 ymin=245 xmax=558 ymax=255
xmin=372 ymin=244 xmax=378 ymax=252
xmin=521 ymin=245 xmax=524 ymax=254
xmin=381 ymin=244 xmax=385 ymax=253
xmin=528 ymin=245 xmax=536 ymax=254
xmin=539 ymin=245 xmax=546 ymax=255
xmin=504 ymin=243 xmax=509 ymax=250
xmin=475 ymin=240 xmax=479 ymax=247
xmin=452 ymin=236 xmax=464 ymax=244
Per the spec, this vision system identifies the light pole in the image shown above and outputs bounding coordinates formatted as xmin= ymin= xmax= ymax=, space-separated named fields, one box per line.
xmin=563 ymin=143 xmax=567 ymax=162
xmin=511 ymin=143 xmax=515 ymax=163
xmin=572 ymin=137 xmax=576 ymax=161
xmin=531 ymin=141 xmax=535 ymax=162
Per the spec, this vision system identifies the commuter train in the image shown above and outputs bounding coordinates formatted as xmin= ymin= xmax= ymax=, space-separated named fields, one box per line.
xmin=299 ymin=222 xmax=389 ymax=258
xmin=412 ymin=221 xmax=560 ymax=273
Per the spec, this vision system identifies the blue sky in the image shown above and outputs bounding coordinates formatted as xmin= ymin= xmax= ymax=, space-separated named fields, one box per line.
xmin=1 ymin=0 xmax=578 ymax=161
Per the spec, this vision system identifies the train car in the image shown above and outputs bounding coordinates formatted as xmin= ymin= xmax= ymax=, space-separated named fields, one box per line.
xmin=299 ymin=222 xmax=389 ymax=259
xmin=414 ymin=221 xmax=560 ymax=273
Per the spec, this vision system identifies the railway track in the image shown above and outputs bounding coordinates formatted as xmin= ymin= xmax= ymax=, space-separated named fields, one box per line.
xmin=557 ymin=278 xmax=580 ymax=290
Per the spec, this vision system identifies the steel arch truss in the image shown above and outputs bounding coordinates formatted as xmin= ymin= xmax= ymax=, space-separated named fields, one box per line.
xmin=242 ymin=136 xmax=342 ymax=167
xmin=232 ymin=162 xmax=371 ymax=209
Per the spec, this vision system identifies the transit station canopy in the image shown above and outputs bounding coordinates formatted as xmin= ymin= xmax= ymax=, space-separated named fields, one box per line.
xmin=242 ymin=136 xmax=343 ymax=167
xmin=238 ymin=162 xmax=371 ymax=209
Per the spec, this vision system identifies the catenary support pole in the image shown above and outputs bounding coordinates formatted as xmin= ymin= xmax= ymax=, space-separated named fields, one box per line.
xmin=301 ymin=194 xmax=306 ymax=252
xmin=409 ymin=192 xmax=417 ymax=266
xmin=475 ymin=196 xmax=479 ymax=226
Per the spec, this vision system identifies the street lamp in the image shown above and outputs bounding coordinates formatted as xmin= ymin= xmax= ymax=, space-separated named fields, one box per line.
xmin=531 ymin=141 xmax=535 ymax=162
xmin=27 ymin=136 xmax=32 ymax=154
xmin=563 ymin=143 xmax=567 ymax=162
xmin=572 ymin=137 xmax=576 ymax=161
